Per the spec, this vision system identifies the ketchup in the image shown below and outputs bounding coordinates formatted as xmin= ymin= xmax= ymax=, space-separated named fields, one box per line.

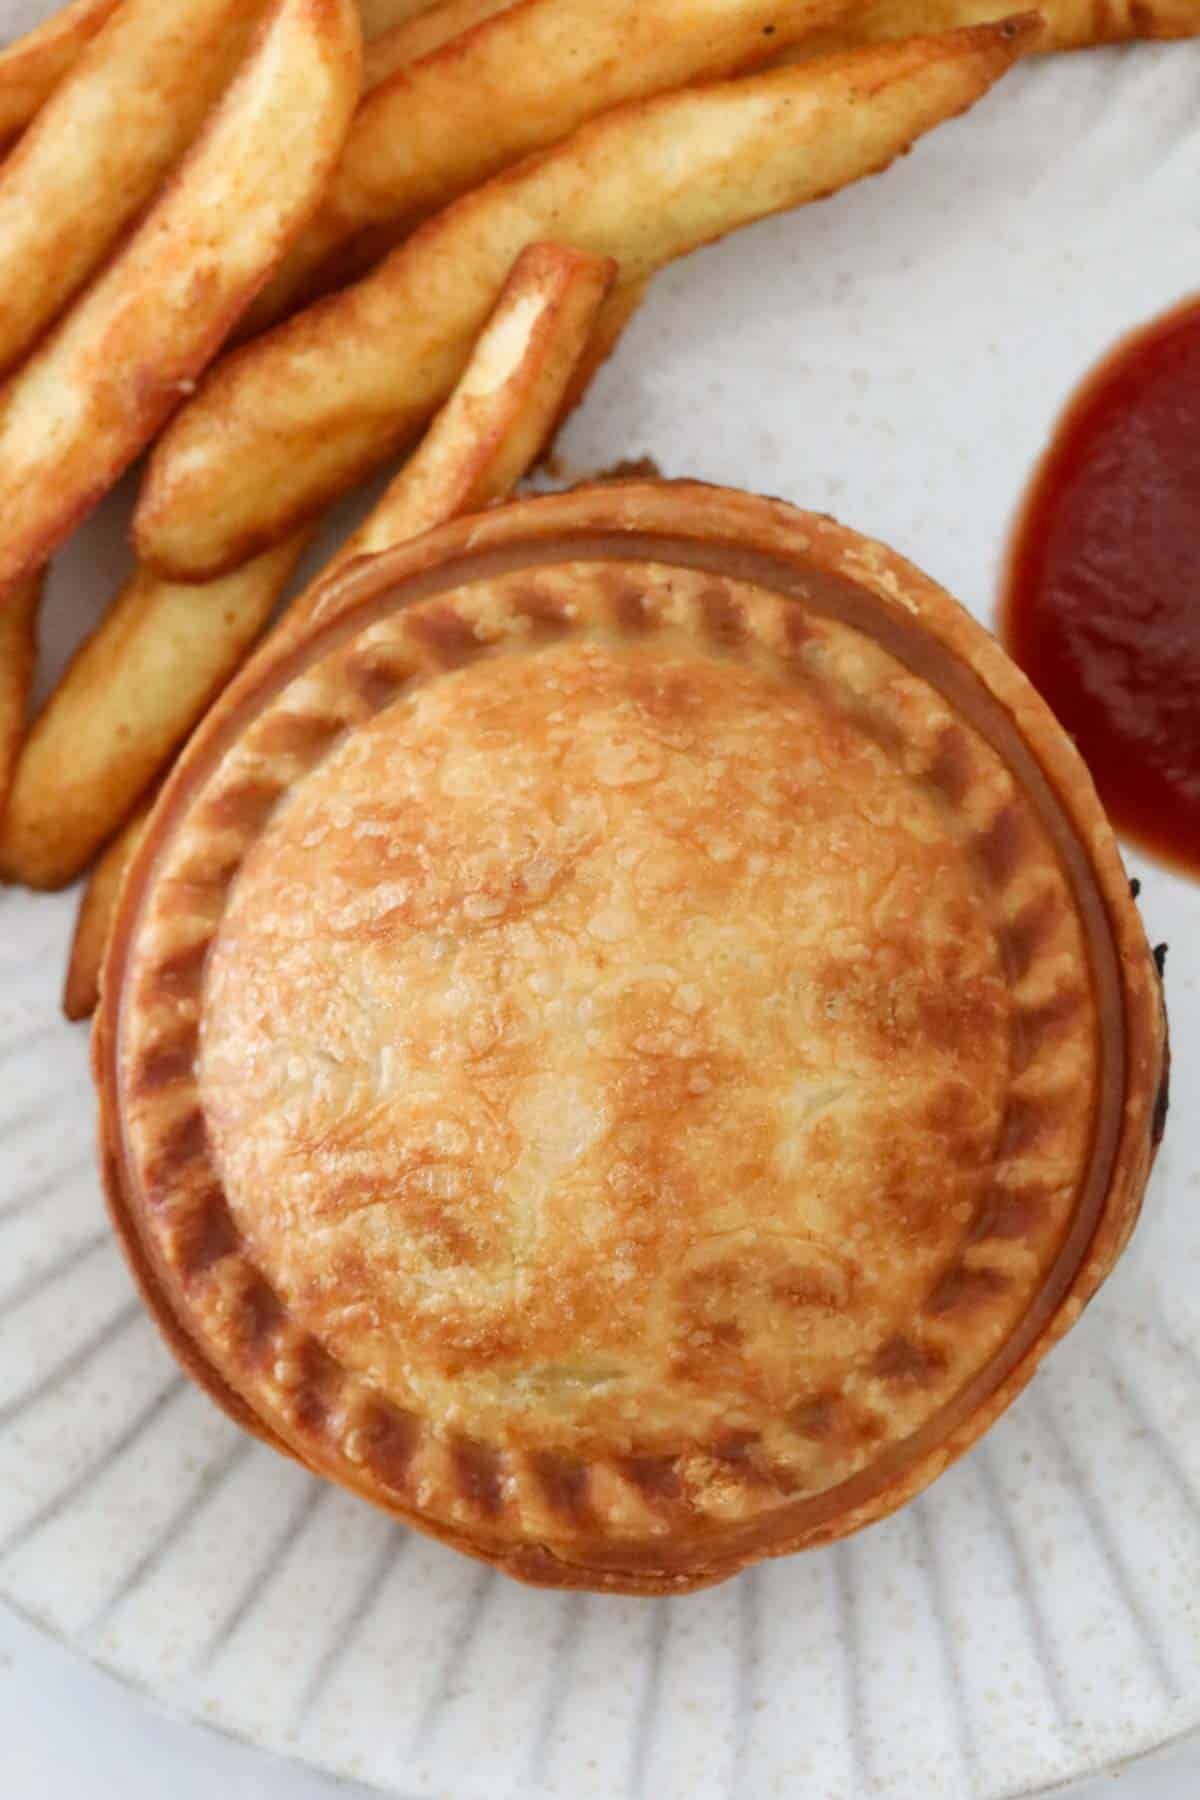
xmin=1002 ymin=296 xmax=1200 ymax=879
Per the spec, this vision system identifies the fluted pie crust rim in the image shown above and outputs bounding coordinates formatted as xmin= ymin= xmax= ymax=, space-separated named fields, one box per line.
xmin=94 ymin=482 xmax=1167 ymax=1595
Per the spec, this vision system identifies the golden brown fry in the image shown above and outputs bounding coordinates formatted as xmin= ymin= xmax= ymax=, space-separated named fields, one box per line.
xmin=249 ymin=0 xmax=853 ymax=331
xmin=0 ymin=0 xmax=273 ymax=383
xmin=139 ymin=18 xmax=1036 ymax=581
xmin=0 ymin=0 xmax=121 ymax=149
xmin=0 ymin=571 xmax=43 ymax=822
xmin=281 ymin=240 xmax=614 ymax=647
xmin=357 ymin=0 xmax=443 ymax=31
xmin=0 ymin=0 xmax=362 ymax=591
xmin=364 ymin=0 xmax=513 ymax=85
xmin=62 ymin=798 xmax=151 ymax=1022
xmin=796 ymin=0 xmax=1200 ymax=52
xmin=0 ymin=535 xmax=307 ymax=891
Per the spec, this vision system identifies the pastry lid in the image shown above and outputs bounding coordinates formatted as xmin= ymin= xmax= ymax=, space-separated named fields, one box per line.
xmin=93 ymin=481 xmax=1166 ymax=1594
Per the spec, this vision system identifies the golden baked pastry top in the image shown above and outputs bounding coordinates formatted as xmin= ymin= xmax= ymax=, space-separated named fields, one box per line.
xmin=96 ymin=483 xmax=1166 ymax=1593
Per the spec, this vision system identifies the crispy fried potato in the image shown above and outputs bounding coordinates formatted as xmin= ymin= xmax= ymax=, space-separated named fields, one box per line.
xmin=281 ymin=240 xmax=613 ymax=647
xmin=797 ymin=0 xmax=1200 ymax=52
xmin=0 ymin=535 xmax=307 ymax=891
xmin=62 ymin=797 xmax=150 ymax=1022
xmin=0 ymin=0 xmax=121 ymax=149
xmin=0 ymin=572 xmax=43 ymax=823
xmin=0 ymin=0 xmax=436 ymax=143
xmin=0 ymin=0 xmax=362 ymax=591
xmin=139 ymin=18 xmax=1036 ymax=580
xmin=358 ymin=0 xmax=443 ymax=31
xmin=0 ymin=0 xmax=274 ymax=383
xmin=249 ymin=0 xmax=855 ymax=331
xmin=169 ymin=239 xmax=610 ymax=776
xmin=364 ymin=0 xmax=514 ymax=85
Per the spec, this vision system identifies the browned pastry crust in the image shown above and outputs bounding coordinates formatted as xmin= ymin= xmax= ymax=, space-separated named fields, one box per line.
xmin=94 ymin=482 xmax=1167 ymax=1595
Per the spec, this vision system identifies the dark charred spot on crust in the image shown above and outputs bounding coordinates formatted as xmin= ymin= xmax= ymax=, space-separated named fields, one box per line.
xmin=531 ymin=1453 xmax=593 ymax=1524
xmin=174 ymin=1184 xmax=239 ymax=1283
xmin=133 ymin=1026 xmax=199 ymax=1096
xmin=926 ymin=724 xmax=972 ymax=808
xmin=153 ymin=935 xmax=213 ymax=995
xmin=968 ymin=1184 xmax=1045 ymax=1243
xmin=787 ymin=1395 xmax=837 ymax=1439
xmin=253 ymin=709 xmax=343 ymax=760
xmin=203 ymin=777 xmax=282 ymax=834
xmin=453 ymin=1437 xmax=505 ymax=1516
xmin=1152 ymin=1072 xmax=1170 ymax=1146
xmin=236 ymin=1275 xmax=287 ymax=1363
xmin=286 ymin=1340 xmax=342 ymax=1441
xmin=510 ymin=583 xmax=572 ymax=636
xmin=341 ymin=649 xmax=410 ymax=716
xmin=976 ymin=803 xmax=1024 ymax=890
xmin=872 ymin=1335 xmax=949 ymax=1385
xmin=1129 ymin=877 xmax=1141 ymax=899
xmin=144 ymin=1107 xmax=208 ymax=1190
xmin=926 ymin=1263 xmax=1009 ymax=1317
xmin=1153 ymin=942 xmax=1168 ymax=978
xmin=360 ymin=1402 xmax=420 ymax=1495
xmin=606 ymin=574 xmax=654 ymax=632
xmin=998 ymin=889 xmax=1058 ymax=983
xmin=621 ymin=1455 xmax=682 ymax=1503
xmin=699 ymin=582 xmax=747 ymax=648
xmin=406 ymin=603 xmax=478 ymax=666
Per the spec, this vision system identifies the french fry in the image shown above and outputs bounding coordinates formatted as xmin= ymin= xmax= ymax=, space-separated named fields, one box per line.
xmin=0 ymin=0 xmax=274 ymax=383
xmin=170 ymin=237 xmax=610 ymax=783
xmin=358 ymin=0 xmax=444 ymax=31
xmin=0 ymin=0 xmax=121 ymax=149
xmin=0 ymin=535 xmax=308 ymax=891
xmin=364 ymin=0 xmax=514 ymax=85
xmin=62 ymin=798 xmax=151 ymax=1022
xmin=0 ymin=0 xmax=437 ymax=145
xmin=0 ymin=0 xmax=362 ymax=592
xmin=0 ymin=572 xmax=43 ymax=823
xmin=250 ymin=0 xmax=856 ymax=331
xmin=796 ymin=0 xmax=1200 ymax=53
xmin=138 ymin=18 xmax=1036 ymax=581
xmin=281 ymin=240 xmax=614 ymax=647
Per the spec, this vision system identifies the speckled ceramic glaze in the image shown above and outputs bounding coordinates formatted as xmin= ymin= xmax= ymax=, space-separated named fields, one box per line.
xmin=1 ymin=5 xmax=1198 ymax=1794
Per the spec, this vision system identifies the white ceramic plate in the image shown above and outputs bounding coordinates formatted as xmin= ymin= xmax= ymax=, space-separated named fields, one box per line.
xmin=1 ymin=8 xmax=1198 ymax=1796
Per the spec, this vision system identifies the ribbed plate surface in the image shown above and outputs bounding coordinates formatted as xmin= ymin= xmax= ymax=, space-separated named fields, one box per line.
xmin=1 ymin=8 xmax=1198 ymax=1795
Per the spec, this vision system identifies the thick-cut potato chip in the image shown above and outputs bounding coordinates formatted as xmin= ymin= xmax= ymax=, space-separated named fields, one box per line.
xmin=0 ymin=0 xmax=121 ymax=148
xmin=139 ymin=19 xmax=1036 ymax=580
xmin=0 ymin=536 xmax=307 ymax=891
xmin=0 ymin=0 xmax=272 ymax=382
xmin=0 ymin=571 xmax=43 ymax=823
xmin=798 ymin=0 xmax=1200 ymax=52
xmin=0 ymin=0 xmax=361 ymax=591
xmin=62 ymin=798 xmax=150 ymax=1022
xmin=249 ymin=0 xmax=853 ymax=329
xmin=364 ymin=0 xmax=514 ymax=85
